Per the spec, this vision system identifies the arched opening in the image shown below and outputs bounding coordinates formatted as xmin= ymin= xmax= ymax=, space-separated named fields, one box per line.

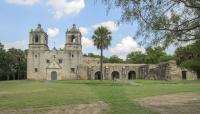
xmin=71 ymin=35 xmax=76 ymax=43
xmin=51 ymin=71 xmax=57 ymax=80
xmin=94 ymin=71 xmax=101 ymax=80
xmin=197 ymin=70 xmax=200 ymax=80
xmin=128 ymin=71 xmax=136 ymax=80
xmin=112 ymin=71 xmax=120 ymax=80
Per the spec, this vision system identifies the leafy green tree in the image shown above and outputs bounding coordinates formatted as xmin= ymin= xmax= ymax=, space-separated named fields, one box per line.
xmin=175 ymin=40 xmax=200 ymax=78
xmin=159 ymin=55 xmax=175 ymax=62
xmin=126 ymin=51 xmax=146 ymax=64
xmin=126 ymin=47 xmax=174 ymax=64
xmin=145 ymin=46 xmax=167 ymax=64
xmin=0 ymin=43 xmax=27 ymax=80
xmin=0 ymin=47 xmax=8 ymax=80
xmin=0 ymin=42 xmax=3 ymax=49
xmin=92 ymin=26 xmax=112 ymax=80
xmin=103 ymin=56 xmax=110 ymax=63
xmin=7 ymin=48 xmax=27 ymax=80
xmin=102 ymin=0 xmax=200 ymax=47
xmin=87 ymin=53 xmax=100 ymax=58
xmin=109 ymin=55 xmax=124 ymax=63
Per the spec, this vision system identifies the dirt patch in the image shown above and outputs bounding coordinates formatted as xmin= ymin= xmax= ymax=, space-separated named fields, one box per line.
xmin=0 ymin=101 xmax=109 ymax=114
xmin=137 ymin=92 xmax=200 ymax=114
xmin=45 ymin=101 xmax=108 ymax=114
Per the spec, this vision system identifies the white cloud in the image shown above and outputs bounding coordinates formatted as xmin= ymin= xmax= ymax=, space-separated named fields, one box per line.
xmin=47 ymin=28 xmax=60 ymax=38
xmin=93 ymin=21 xmax=119 ymax=32
xmin=47 ymin=0 xmax=85 ymax=19
xmin=82 ymin=37 xmax=93 ymax=48
xmin=4 ymin=40 xmax=28 ymax=50
xmin=79 ymin=27 xmax=88 ymax=36
xmin=5 ymin=0 xmax=40 ymax=5
xmin=110 ymin=36 xmax=145 ymax=59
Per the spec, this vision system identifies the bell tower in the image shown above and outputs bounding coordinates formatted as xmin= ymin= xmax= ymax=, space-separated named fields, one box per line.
xmin=29 ymin=24 xmax=49 ymax=50
xmin=65 ymin=24 xmax=82 ymax=50
xmin=27 ymin=24 xmax=49 ymax=80
xmin=64 ymin=24 xmax=82 ymax=78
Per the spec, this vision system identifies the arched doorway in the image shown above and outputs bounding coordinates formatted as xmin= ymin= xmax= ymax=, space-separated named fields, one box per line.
xmin=128 ymin=71 xmax=136 ymax=80
xmin=112 ymin=71 xmax=120 ymax=80
xmin=51 ymin=71 xmax=57 ymax=80
xmin=94 ymin=71 xmax=101 ymax=80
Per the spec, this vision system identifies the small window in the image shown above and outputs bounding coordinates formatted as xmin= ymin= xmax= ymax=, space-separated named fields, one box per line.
xmin=72 ymin=54 xmax=74 ymax=58
xmin=46 ymin=59 xmax=50 ymax=63
xmin=35 ymin=55 xmax=37 ymax=58
xmin=59 ymin=59 xmax=62 ymax=63
xmin=35 ymin=35 xmax=39 ymax=43
xmin=34 ymin=68 xmax=38 ymax=72
xmin=71 ymin=68 xmax=75 ymax=73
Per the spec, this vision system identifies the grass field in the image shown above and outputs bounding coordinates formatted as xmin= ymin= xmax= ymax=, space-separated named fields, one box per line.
xmin=0 ymin=80 xmax=200 ymax=114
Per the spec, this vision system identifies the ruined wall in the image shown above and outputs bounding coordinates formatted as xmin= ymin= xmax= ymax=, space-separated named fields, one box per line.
xmin=148 ymin=60 xmax=198 ymax=80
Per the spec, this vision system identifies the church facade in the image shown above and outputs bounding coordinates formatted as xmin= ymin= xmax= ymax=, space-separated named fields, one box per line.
xmin=27 ymin=24 xmax=82 ymax=80
xmin=27 ymin=24 xmax=198 ymax=80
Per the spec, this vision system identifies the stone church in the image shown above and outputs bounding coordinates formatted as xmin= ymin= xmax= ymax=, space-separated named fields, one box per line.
xmin=27 ymin=24 xmax=198 ymax=80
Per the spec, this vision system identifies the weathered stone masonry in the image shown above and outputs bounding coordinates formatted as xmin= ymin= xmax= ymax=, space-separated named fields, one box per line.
xmin=27 ymin=24 xmax=198 ymax=80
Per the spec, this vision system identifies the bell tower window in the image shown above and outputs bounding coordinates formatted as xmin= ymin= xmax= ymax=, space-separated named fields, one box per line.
xmin=35 ymin=35 xmax=39 ymax=43
xmin=71 ymin=35 xmax=76 ymax=43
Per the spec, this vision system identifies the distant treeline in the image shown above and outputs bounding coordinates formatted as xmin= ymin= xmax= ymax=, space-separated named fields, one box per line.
xmin=83 ymin=46 xmax=175 ymax=64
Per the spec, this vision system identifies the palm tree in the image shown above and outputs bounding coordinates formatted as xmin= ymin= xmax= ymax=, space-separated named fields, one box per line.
xmin=92 ymin=26 xmax=112 ymax=80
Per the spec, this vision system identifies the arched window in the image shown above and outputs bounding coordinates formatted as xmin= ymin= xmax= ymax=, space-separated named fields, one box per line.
xmin=35 ymin=35 xmax=39 ymax=43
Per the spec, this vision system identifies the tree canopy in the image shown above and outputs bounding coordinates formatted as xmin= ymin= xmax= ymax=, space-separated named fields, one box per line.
xmin=109 ymin=55 xmax=124 ymax=63
xmin=175 ymin=40 xmax=200 ymax=70
xmin=85 ymin=46 xmax=174 ymax=64
xmin=102 ymin=0 xmax=200 ymax=47
xmin=126 ymin=51 xmax=146 ymax=64
xmin=126 ymin=46 xmax=174 ymax=64
xmin=0 ymin=43 xmax=27 ymax=80
xmin=92 ymin=26 xmax=112 ymax=49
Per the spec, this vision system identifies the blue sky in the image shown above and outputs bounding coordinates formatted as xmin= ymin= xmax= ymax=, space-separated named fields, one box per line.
xmin=0 ymin=0 xmax=175 ymax=59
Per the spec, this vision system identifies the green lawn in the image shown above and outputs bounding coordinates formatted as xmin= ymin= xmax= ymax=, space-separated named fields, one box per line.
xmin=0 ymin=80 xmax=199 ymax=114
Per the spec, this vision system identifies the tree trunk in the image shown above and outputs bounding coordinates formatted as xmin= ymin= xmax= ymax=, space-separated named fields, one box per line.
xmin=100 ymin=47 xmax=103 ymax=80
xmin=13 ymin=73 xmax=15 ymax=80
xmin=18 ymin=70 xmax=19 ymax=80
xmin=100 ymin=36 xmax=103 ymax=81
xmin=7 ymin=74 xmax=9 ymax=80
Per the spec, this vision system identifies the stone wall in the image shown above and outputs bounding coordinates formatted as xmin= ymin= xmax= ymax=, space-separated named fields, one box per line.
xmin=148 ymin=60 xmax=198 ymax=80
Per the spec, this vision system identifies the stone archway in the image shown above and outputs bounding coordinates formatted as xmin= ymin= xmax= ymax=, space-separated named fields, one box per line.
xmin=51 ymin=71 xmax=57 ymax=80
xmin=128 ymin=71 xmax=136 ymax=80
xmin=112 ymin=71 xmax=120 ymax=80
xmin=94 ymin=71 xmax=101 ymax=80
